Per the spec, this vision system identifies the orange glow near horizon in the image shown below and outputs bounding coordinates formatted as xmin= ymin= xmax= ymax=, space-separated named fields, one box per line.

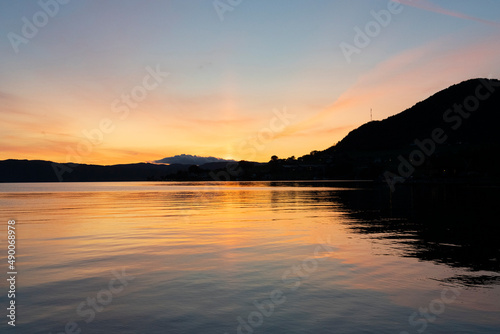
xmin=1 ymin=2 xmax=500 ymax=165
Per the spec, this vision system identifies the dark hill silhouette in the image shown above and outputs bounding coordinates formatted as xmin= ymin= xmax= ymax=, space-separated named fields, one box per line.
xmin=268 ymin=78 xmax=500 ymax=181
xmin=154 ymin=154 xmax=235 ymax=165
xmin=2 ymin=78 xmax=500 ymax=182
xmin=331 ymin=78 xmax=500 ymax=152
xmin=0 ymin=159 xmax=262 ymax=182
xmin=0 ymin=160 xmax=189 ymax=182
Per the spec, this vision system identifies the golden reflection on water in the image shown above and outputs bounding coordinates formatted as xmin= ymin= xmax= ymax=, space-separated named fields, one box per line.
xmin=0 ymin=182 xmax=499 ymax=332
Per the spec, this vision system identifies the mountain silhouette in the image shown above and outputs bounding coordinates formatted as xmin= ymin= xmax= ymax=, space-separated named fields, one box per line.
xmin=332 ymin=78 xmax=500 ymax=152
xmin=154 ymin=154 xmax=235 ymax=165
xmin=266 ymin=78 xmax=500 ymax=181
xmin=2 ymin=78 xmax=499 ymax=182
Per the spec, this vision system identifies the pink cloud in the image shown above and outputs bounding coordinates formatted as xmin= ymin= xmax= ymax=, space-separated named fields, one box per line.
xmin=275 ymin=31 xmax=500 ymax=145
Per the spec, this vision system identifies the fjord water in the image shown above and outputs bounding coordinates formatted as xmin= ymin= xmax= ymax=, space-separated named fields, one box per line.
xmin=0 ymin=181 xmax=499 ymax=334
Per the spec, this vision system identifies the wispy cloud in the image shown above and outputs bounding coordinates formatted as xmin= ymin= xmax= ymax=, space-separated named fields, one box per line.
xmin=394 ymin=0 xmax=500 ymax=27
xmin=273 ymin=31 xmax=500 ymax=145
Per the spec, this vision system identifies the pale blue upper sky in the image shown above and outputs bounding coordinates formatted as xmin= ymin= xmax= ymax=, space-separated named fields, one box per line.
xmin=1 ymin=0 xmax=499 ymax=163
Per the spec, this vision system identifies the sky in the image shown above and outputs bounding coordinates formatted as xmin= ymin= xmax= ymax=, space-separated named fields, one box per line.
xmin=1 ymin=0 xmax=499 ymax=165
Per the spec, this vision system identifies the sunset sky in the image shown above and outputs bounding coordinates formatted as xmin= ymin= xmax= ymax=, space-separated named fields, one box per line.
xmin=1 ymin=0 xmax=500 ymax=165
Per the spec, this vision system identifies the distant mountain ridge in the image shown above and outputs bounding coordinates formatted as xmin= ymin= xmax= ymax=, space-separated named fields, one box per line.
xmin=154 ymin=154 xmax=235 ymax=165
xmin=0 ymin=160 xmax=181 ymax=182
xmin=0 ymin=159 xmax=241 ymax=182
xmin=0 ymin=154 xmax=237 ymax=182
xmin=2 ymin=78 xmax=499 ymax=182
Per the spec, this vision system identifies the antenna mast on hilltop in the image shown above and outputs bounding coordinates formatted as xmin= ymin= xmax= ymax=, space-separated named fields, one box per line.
xmin=370 ymin=108 xmax=372 ymax=121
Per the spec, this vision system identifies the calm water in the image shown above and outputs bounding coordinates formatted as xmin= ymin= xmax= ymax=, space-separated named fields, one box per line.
xmin=0 ymin=181 xmax=499 ymax=334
